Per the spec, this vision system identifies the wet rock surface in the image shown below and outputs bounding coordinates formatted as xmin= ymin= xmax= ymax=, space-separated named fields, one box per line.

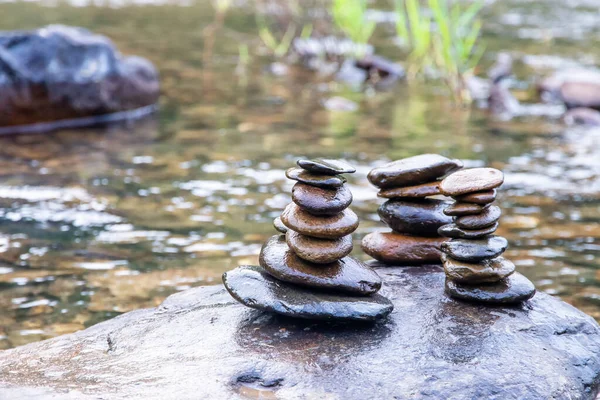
xmin=285 ymin=231 xmax=353 ymax=264
xmin=378 ymin=199 xmax=452 ymax=236
xmin=440 ymin=168 xmax=504 ymax=196
xmin=0 ymin=25 xmax=159 ymax=132
xmin=292 ymin=183 xmax=353 ymax=215
xmin=445 ymin=272 xmax=536 ymax=304
xmin=438 ymin=223 xmax=499 ymax=239
xmin=442 ymin=254 xmax=515 ymax=284
xmin=1 ymin=266 xmax=599 ymax=400
xmin=281 ymin=203 xmax=359 ymax=239
xmin=286 ymin=168 xmax=346 ymax=188
xmin=377 ymin=181 xmax=441 ymax=198
xmin=296 ymin=159 xmax=356 ymax=175
xmin=455 ymin=189 xmax=497 ymax=205
xmin=273 ymin=217 xmax=288 ymax=233
xmin=455 ymin=205 xmax=502 ymax=229
xmin=444 ymin=202 xmax=490 ymax=216
xmin=441 ymin=236 xmax=508 ymax=263
xmin=362 ymin=231 xmax=446 ymax=264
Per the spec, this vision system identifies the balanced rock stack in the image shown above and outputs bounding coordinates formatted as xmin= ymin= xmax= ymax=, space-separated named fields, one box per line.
xmin=361 ymin=154 xmax=463 ymax=264
xmin=438 ymin=168 xmax=536 ymax=304
xmin=223 ymin=159 xmax=393 ymax=322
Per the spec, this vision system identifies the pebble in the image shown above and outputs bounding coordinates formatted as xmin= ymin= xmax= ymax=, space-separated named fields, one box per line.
xmin=442 ymin=254 xmax=515 ymax=284
xmin=292 ymin=182 xmax=352 ymax=215
xmin=438 ymin=223 xmax=498 ymax=239
xmin=440 ymin=168 xmax=504 ymax=196
xmin=286 ymin=168 xmax=346 ymax=188
xmin=286 ymin=230 xmax=353 ymax=264
xmin=297 ymin=159 xmax=356 ymax=175
xmin=441 ymin=236 xmax=508 ymax=263
xmin=455 ymin=205 xmax=502 ymax=230
xmin=378 ymin=199 xmax=453 ymax=236
xmin=444 ymin=202 xmax=490 ymax=216
xmin=223 ymin=265 xmax=393 ymax=321
xmin=445 ymin=272 xmax=536 ymax=304
xmin=367 ymin=154 xmax=463 ymax=189
xmin=281 ymin=203 xmax=359 ymax=239
xmin=377 ymin=181 xmax=441 ymax=199
xmin=361 ymin=231 xmax=447 ymax=264
xmin=454 ymin=189 xmax=497 ymax=205
xmin=273 ymin=217 xmax=288 ymax=233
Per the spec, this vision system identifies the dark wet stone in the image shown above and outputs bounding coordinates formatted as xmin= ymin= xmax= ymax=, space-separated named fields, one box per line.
xmin=444 ymin=202 xmax=490 ymax=216
xmin=280 ymin=203 xmax=358 ymax=239
xmin=223 ymin=266 xmax=392 ymax=321
xmin=286 ymin=168 xmax=346 ymax=188
xmin=445 ymin=272 xmax=535 ymax=304
xmin=0 ymin=25 xmax=159 ymax=132
xmin=560 ymin=82 xmax=600 ymax=110
xmin=296 ymin=159 xmax=356 ymax=175
xmin=441 ymin=236 xmax=508 ymax=263
xmin=361 ymin=231 xmax=446 ymax=264
xmin=564 ymin=107 xmax=600 ymax=126
xmin=440 ymin=168 xmax=504 ymax=196
xmin=455 ymin=189 xmax=497 ymax=205
xmin=367 ymin=154 xmax=463 ymax=189
xmin=354 ymin=55 xmax=405 ymax=88
xmin=273 ymin=217 xmax=288 ymax=233
xmin=377 ymin=181 xmax=441 ymax=199
xmin=442 ymin=254 xmax=515 ymax=284
xmin=2 ymin=267 xmax=599 ymax=399
xmin=291 ymin=183 xmax=352 ymax=216
xmin=260 ymin=236 xmax=380 ymax=294
xmin=438 ymin=223 xmax=498 ymax=239
xmin=285 ymin=231 xmax=352 ymax=264
xmin=455 ymin=206 xmax=502 ymax=230
xmin=378 ymin=198 xmax=452 ymax=236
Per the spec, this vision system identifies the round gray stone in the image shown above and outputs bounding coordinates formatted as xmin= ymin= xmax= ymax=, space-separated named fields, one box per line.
xmin=445 ymin=272 xmax=535 ymax=304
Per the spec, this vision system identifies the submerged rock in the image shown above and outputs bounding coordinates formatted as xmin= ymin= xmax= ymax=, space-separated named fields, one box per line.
xmin=1 ymin=266 xmax=600 ymax=399
xmin=0 ymin=25 xmax=159 ymax=133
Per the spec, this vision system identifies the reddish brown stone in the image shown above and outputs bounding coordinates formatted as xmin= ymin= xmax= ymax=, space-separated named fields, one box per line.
xmin=361 ymin=231 xmax=447 ymax=264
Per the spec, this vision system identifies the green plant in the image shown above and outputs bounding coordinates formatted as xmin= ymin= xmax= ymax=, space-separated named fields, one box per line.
xmin=256 ymin=15 xmax=312 ymax=58
xmin=395 ymin=0 xmax=432 ymax=78
xmin=331 ymin=0 xmax=376 ymax=56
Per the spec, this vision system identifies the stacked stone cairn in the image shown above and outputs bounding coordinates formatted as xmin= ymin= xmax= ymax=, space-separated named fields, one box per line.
xmin=361 ymin=154 xmax=463 ymax=264
xmin=438 ymin=167 xmax=536 ymax=304
xmin=223 ymin=159 xmax=393 ymax=322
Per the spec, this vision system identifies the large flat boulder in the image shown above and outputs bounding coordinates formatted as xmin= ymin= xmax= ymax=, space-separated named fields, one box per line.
xmin=0 ymin=25 xmax=159 ymax=134
xmin=1 ymin=266 xmax=600 ymax=399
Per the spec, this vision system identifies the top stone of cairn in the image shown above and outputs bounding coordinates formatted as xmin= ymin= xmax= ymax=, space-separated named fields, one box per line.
xmin=368 ymin=154 xmax=463 ymax=189
xmin=297 ymin=159 xmax=357 ymax=175
xmin=439 ymin=168 xmax=504 ymax=196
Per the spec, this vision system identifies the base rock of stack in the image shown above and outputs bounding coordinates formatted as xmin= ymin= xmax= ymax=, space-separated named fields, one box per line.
xmin=378 ymin=198 xmax=452 ymax=236
xmin=445 ymin=272 xmax=535 ymax=304
xmin=362 ymin=231 xmax=447 ymax=264
xmin=224 ymin=265 xmax=393 ymax=321
xmin=260 ymin=235 xmax=380 ymax=294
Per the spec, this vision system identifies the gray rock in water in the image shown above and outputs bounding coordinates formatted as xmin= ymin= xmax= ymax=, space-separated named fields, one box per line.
xmin=1 ymin=266 xmax=600 ymax=399
xmin=0 ymin=25 xmax=159 ymax=133
xmin=223 ymin=265 xmax=392 ymax=321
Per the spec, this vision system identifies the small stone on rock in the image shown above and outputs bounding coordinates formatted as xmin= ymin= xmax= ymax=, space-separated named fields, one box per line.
xmin=292 ymin=183 xmax=352 ymax=216
xmin=445 ymin=272 xmax=535 ymax=304
xmin=362 ymin=231 xmax=447 ymax=264
xmin=286 ymin=168 xmax=346 ymax=188
xmin=286 ymin=230 xmax=353 ymax=264
xmin=441 ymin=236 xmax=508 ymax=263
xmin=378 ymin=199 xmax=453 ymax=236
xmin=442 ymin=254 xmax=515 ymax=284
xmin=377 ymin=181 xmax=441 ymax=199
xmin=438 ymin=223 xmax=498 ymax=239
xmin=281 ymin=203 xmax=359 ymax=239
xmin=455 ymin=205 xmax=502 ymax=230
xmin=455 ymin=189 xmax=497 ymax=205
xmin=440 ymin=168 xmax=504 ymax=196
xmin=273 ymin=217 xmax=288 ymax=233
xmin=444 ymin=202 xmax=490 ymax=216
xmin=297 ymin=159 xmax=356 ymax=175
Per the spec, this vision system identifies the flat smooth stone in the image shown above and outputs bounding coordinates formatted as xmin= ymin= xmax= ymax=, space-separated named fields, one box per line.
xmin=292 ymin=182 xmax=352 ymax=216
xmin=438 ymin=223 xmax=498 ymax=239
xmin=377 ymin=181 xmax=441 ymax=199
xmin=378 ymin=198 xmax=452 ymax=236
xmin=273 ymin=217 xmax=288 ymax=233
xmin=440 ymin=168 xmax=504 ymax=196
xmin=444 ymin=202 xmax=490 ymax=216
xmin=223 ymin=265 xmax=393 ymax=321
xmin=286 ymin=168 xmax=346 ymax=188
xmin=260 ymin=235 xmax=380 ymax=294
xmin=445 ymin=272 xmax=536 ymax=304
xmin=281 ymin=203 xmax=359 ymax=239
xmin=361 ymin=231 xmax=447 ymax=264
xmin=455 ymin=189 xmax=497 ymax=205
xmin=441 ymin=236 xmax=508 ymax=263
xmin=442 ymin=254 xmax=515 ymax=284
xmin=297 ymin=159 xmax=356 ymax=175
xmin=367 ymin=154 xmax=463 ymax=189
xmin=455 ymin=206 xmax=502 ymax=230
xmin=286 ymin=230 xmax=353 ymax=264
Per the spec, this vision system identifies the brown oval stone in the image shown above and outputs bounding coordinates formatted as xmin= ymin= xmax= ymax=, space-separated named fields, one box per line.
xmin=377 ymin=181 xmax=441 ymax=199
xmin=438 ymin=223 xmax=498 ymax=239
xmin=378 ymin=199 xmax=452 ymax=236
xmin=455 ymin=206 xmax=502 ymax=230
xmin=440 ymin=168 xmax=504 ymax=196
xmin=444 ymin=202 xmax=490 ymax=216
xmin=455 ymin=189 xmax=497 ymax=205
xmin=286 ymin=168 xmax=346 ymax=188
xmin=442 ymin=254 xmax=515 ymax=284
xmin=281 ymin=203 xmax=359 ymax=239
xmin=273 ymin=217 xmax=288 ymax=233
xmin=259 ymin=235 xmax=381 ymax=294
xmin=286 ymin=230 xmax=353 ymax=264
xmin=292 ymin=183 xmax=352 ymax=216
xmin=361 ymin=231 xmax=447 ymax=264
xmin=296 ymin=159 xmax=356 ymax=175
xmin=367 ymin=154 xmax=463 ymax=189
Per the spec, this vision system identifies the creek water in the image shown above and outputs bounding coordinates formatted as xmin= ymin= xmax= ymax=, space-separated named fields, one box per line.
xmin=0 ymin=0 xmax=599 ymax=348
